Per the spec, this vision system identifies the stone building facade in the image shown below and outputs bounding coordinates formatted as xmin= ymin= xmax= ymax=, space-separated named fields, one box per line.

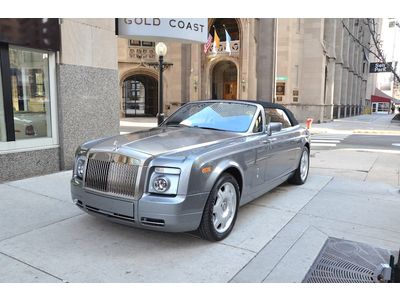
xmin=0 ymin=19 xmax=119 ymax=181
xmin=275 ymin=18 xmax=371 ymax=122
xmin=118 ymin=18 xmax=372 ymax=123
xmin=118 ymin=18 xmax=276 ymax=118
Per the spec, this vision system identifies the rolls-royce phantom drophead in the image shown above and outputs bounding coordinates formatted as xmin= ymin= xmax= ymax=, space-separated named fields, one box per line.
xmin=71 ymin=100 xmax=310 ymax=241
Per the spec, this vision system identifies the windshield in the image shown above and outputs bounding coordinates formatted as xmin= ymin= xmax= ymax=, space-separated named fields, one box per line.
xmin=164 ymin=102 xmax=257 ymax=132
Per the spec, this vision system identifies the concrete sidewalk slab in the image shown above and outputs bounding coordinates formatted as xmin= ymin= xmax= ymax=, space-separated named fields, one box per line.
xmin=262 ymin=226 xmax=328 ymax=283
xmin=6 ymin=171 xmax=73 ymax=203
xmin=310 ymin=149 xmax=377 ymax=172
xmin=0 ymin=215 xmax=254 ymax=282
xmin=322 ymin=177 xmax=400 ymax=201
xmin=222 ymin=204 xmax=295 ymax=253
xmin=300 ymin=189 xmax=400 ymax=233
xmin=0 ymin=184 xmax=82 ymax=241
xmin=0 ymin=253 xmax=61 ymax=283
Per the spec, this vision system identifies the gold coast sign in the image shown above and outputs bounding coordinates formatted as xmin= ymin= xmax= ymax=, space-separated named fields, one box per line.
xmin=116 ymin=18 xmax=208 ymax=43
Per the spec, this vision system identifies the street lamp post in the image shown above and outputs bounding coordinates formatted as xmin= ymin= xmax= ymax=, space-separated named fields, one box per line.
xmin=155 ymin=42 xmax=168 ymax=126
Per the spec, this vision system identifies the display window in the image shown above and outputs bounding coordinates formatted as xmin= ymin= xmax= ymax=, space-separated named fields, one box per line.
xmin=0 ymin=46 xmax=58 ymax=152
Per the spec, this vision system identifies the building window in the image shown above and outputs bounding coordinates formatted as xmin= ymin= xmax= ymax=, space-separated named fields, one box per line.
xmin=0 ymin=46 xmax=58 ymax=152
xmin=0 ymin=68 xmax=6 ymax=142
xmin=129 ymin=40 xmax=155 ymax=47
xmin=9 ymin=47 xmax=52 ymax=140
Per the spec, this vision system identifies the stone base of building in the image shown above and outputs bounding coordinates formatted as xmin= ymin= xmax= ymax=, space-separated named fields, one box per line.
xmin=0 ymin=147 xmax=60 ymax=182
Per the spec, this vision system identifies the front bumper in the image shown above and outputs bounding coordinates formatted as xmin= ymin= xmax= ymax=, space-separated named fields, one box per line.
xmin=71 ymin=179 xmax=208 ymax=232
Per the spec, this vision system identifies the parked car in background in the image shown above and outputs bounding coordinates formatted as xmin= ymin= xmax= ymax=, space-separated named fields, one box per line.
xmin=71 ymin=100 xmax=310 ymax=241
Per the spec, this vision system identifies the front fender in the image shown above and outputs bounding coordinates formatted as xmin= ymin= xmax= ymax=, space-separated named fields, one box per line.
xmin=201 ymin=160 xmax=244 ymax=196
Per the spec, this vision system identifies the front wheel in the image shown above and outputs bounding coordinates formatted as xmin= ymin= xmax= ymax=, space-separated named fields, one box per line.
xmin=198 ymin=173 xmax=240 ymax=241
xmin=288 ymin=146 xmax=310 ymax=185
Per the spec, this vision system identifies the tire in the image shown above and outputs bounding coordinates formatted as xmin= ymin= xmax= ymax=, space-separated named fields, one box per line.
xmin=288 ymin=146 xmax=310 ymax=185
xmin=198 ymin=173 xmax=240 ymax=241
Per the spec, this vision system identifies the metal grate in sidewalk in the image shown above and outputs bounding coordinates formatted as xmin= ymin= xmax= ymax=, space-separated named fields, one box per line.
xmin=303 ymin=237 xmax=394 ymax=283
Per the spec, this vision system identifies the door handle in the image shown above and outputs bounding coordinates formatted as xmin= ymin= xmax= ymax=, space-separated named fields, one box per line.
xmin=269 ymin=138 xmax=277 ymax=142
xmin=262 ymin=140 xmax=269 ymax=144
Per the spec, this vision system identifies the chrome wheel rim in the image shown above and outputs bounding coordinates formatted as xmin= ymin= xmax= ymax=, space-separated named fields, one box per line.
xmin=212 ymin=182 xmax=237 ymax=233
xmin=300 ymin=149 xmax=309 ymax=181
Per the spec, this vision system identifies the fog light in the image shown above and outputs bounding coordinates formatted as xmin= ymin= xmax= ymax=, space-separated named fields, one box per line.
xmin=153 ymin=176 xmax=170 ymax=192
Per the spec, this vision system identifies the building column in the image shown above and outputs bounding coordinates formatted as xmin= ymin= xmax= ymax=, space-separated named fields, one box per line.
xmin=256 ymin=18 xmax=276 ymax=101
xmin=323 ymin=18 xmax=337 ymax=121
xmin=340 ymin=19 xmax=350 ymax=118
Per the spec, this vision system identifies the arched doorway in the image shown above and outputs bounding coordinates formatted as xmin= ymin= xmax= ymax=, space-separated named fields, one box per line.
xmin=212 ymin=61 xmax=238 ymax=100
xmin=122 ymin=74 xmax=158 ymax=117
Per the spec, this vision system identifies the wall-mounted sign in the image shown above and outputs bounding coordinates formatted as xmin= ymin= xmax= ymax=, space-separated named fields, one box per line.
xmin=276 ymin=76 xmax=288 ymax=81
xmin=276 ymin=82 xmax=286 ymax=96
xmin=369 ymin=62 xmax=392 ymax=73
xmin=116 ymin=18 xmax=208 ymax=43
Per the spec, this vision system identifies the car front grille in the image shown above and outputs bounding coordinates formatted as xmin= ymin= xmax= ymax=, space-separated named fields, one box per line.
xmin=84 ymin=152 xmax=140 ymax=199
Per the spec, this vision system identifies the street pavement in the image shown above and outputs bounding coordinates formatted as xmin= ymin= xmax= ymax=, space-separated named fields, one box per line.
xmin=0 ymin=113 xmax=399 ymax=282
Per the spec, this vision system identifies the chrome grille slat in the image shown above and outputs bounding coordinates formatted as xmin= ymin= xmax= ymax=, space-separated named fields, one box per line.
xmin=84 ymin=153 xmax=139 ymax=199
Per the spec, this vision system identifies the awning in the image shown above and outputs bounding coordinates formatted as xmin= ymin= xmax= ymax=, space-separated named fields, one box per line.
xmin=371 ymin=88 xmax=393 ymax=103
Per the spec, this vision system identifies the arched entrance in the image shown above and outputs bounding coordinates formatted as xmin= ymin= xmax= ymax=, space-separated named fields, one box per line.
xmin=122 ymin=74 xmax=158 ymax=117
xmin=212 ymin=61 xmax=238 ymax=100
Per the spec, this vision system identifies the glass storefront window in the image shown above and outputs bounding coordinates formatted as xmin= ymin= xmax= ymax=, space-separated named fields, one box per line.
xmin=0 ymin=67 xmax=6 ymax=142
xmin=9 ymin=47 xmax=51 ymax=140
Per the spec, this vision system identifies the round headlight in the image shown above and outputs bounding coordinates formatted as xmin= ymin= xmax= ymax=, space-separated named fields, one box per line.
xmin=76 ymin=157 xmax=86 ymax=179
xmin=153 ymin=176 xmax=170 ymax=192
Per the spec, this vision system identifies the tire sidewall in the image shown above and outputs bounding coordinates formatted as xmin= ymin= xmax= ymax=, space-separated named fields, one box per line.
xmin=205 ymin=174 xmax=240 ymax=241
xmin=300 ymin=147 xmax=310 ymax=183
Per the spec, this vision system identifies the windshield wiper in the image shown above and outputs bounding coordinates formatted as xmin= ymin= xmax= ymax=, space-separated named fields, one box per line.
xmin=165 ymin=123 xmax=191 ymax=128
xmin=193 ymin=126 xmax=227 ymax=131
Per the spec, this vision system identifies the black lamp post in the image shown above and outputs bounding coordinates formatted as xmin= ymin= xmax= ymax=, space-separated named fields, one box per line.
xmin=155 ymin=42 xmax=168 ymax=126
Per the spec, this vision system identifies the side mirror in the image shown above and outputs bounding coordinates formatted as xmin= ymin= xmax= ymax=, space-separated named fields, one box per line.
xmin=266 ymin=124 xmax=272 ymax=136
xmin=270 ymin=122 xmax=282 ymax=133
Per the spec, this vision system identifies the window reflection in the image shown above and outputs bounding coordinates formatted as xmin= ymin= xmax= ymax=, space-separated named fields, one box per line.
xmin=9 ymin=47 xmax=51 ymax=140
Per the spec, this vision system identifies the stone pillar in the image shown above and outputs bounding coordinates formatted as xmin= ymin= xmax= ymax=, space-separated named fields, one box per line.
xmin=181 ymin=44 xmax=191 ymax=103
xmin=341 ymin=19 xmax=350 ymax=118
xmin=256 ymin=18 xmax=276 ymax=100
xmin=333 ymin=18 xmax=344 ymax=119
xmin=323 ymin=19 xmax=337 ymax=121
xmin=58 ymin=19 xmax=119 ymax=169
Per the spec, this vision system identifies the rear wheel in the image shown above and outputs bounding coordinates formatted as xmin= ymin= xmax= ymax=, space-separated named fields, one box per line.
xmin=288 ymin=146 xmax=309 ymax=185
xmin=198 ymin=173 xmax=239 ymax=241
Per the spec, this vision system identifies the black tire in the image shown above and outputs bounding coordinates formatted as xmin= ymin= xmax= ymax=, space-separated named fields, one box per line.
xmin=198 ymin=173 xmax=240 ymax=241
xmin=288 ymin=146 xmax=310 ymax=185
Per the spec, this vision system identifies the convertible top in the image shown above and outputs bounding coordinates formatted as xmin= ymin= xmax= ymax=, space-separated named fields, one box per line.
xmin=188 ymin=100 xmax=300 ymax=127
xmin=232 ymin=100 xmax=299 ymax=126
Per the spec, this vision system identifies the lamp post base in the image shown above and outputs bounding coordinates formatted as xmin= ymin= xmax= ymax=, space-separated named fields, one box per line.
xmin=157 ymin=113 xmax=165 ymax=126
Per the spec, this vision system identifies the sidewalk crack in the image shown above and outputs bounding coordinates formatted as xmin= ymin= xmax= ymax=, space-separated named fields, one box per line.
xmin=0 ymin=251 xmax=66 ymax=282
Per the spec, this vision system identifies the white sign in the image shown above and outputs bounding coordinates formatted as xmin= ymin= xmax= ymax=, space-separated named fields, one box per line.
xmin=117 ymin=18 xmax=208 ymax=43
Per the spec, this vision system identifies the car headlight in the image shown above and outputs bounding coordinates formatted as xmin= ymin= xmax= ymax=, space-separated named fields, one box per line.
xmin=148 ymin=167 xmax=180 ymax=195
xmin=74 ymin=146 xmax=88 ymax=180
xmin=75 ymin=156 xmax=86 ymax=179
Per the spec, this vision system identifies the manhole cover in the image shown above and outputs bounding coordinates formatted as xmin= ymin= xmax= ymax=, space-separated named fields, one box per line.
xmin=303 ymin=237 xmax=395 ymax=283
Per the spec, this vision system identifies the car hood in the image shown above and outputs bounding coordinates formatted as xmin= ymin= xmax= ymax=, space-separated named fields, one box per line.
xmin=87 ymin=127 xmax=241 ymax=156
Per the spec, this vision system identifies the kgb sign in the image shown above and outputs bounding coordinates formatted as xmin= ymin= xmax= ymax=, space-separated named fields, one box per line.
xmin=116 ymin=18 xmax=208 ymax=43
xmin=369 ymin=62 xmax=392 ymax=73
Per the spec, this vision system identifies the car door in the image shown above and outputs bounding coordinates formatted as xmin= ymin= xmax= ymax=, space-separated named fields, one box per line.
xmin=264 ymin=108 xmax=301 ymax=182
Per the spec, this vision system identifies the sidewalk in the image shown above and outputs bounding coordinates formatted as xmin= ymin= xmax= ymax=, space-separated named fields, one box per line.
xmin=308 ymin=113 xmax=400 ymax=135
xmin=0 ymin=147 xmax=399 ymax=282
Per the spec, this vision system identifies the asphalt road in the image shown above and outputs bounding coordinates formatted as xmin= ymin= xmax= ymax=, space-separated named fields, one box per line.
xmin=311 ymin=133 xmax=400 ymax=151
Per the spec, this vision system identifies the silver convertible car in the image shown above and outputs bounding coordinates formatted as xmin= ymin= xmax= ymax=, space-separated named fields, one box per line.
xmin=71 ymin=100 xmax=310 ymax=241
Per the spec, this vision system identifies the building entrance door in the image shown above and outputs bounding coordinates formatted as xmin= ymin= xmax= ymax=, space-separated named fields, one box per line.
xmin=212 ymin=60 xmax=238 ymax=100
xmin=122 ymin=74 xmax=158 ymax=117
xmin=223 ymin=82 xmax=237 ymax=100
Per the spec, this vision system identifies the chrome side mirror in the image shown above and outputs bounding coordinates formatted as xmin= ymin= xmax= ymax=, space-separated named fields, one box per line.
xmin=266 ymin=124 xmax=272 ymax=136
xmin=270 ymin=122 xmax=282 ymax=133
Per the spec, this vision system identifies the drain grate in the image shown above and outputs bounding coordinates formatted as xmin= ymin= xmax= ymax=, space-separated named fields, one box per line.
xmin=303 ymin=237 xmax=395 ymax=283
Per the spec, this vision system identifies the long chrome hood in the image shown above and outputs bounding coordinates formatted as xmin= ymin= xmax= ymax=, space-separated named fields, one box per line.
xmin=87 ymin=127 xmax=240 ymax=157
